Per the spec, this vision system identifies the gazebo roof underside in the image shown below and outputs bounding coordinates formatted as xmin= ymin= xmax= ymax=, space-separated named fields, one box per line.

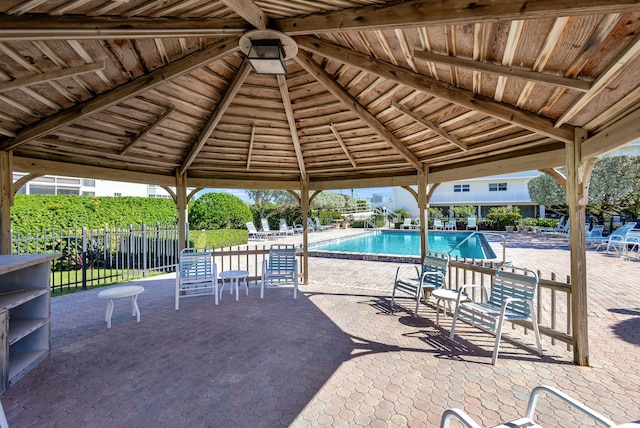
xmin=2 ymin=0 xmax=640 ymax=191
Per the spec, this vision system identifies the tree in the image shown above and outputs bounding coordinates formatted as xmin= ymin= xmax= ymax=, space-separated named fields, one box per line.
xmin=452 ymin=205 xmax=476 ymax=219
xmin=246 ymin=190 xmax=296 ymax=219
xmin=588 ymin=156 xmax=640 ymax=217
xmin=527 ymin=172 xmax=566 ymax=214
xmin=311 ymin=192 xmax=350 ymax=211
xmin=188 ymin=192 xmax=252 ymax=230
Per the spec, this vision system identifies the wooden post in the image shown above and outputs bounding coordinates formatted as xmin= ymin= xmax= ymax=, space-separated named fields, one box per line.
xmin=567 ymin=128 xmax=590 ymax=366
xmin=175 ymin=170 xmax=188 ymax=251
xmin=418 ymin=168 xmax=428 ymax=263
xmin=0 ymin=151 xmax=12 ymax=255
xmin=301 ymin=179 xmax=309 ymax=285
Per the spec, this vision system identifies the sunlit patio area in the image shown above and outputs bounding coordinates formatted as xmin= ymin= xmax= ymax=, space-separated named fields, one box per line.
xmin=3 ymin=230 xmax=640 ymax=427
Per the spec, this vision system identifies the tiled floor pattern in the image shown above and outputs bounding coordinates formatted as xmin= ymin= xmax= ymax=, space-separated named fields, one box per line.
xmin=2 ymin=230 xmax=640 ymax=427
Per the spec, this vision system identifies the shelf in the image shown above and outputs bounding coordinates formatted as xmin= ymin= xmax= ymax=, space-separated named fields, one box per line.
xmin=8 ymin=350 xmax=49 ymax=387
xmin=9 ymin=319 xmax=49 ymax=346
xmin=0 ymin=289 xmax=47 ymax=312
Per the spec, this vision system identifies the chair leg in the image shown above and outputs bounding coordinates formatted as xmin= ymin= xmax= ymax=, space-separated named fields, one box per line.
xmin=293 ymin=276 xmax=298 ymax=299
xmin=260 ymin=276 xmax=265 ymax=299
xmin=413 ymin=288 xmax=421 ymax=318
xmin=492 ymin=316 xmax=506 ymax=365
xmin=529 ymin=303 xmax=544 ymax=356
xmin=390 ymin=286 xmax=397 ymax=314
xmin=449 ymin=306 xmax=461 ymax=341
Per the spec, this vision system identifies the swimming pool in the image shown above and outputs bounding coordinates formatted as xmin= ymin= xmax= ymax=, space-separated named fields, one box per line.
xmin=309 ymin=230 xmax=496 ymax=260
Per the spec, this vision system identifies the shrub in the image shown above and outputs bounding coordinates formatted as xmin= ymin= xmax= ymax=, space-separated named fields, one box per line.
xmin=452 ymin=205 xmax=477 ymax=220
xmin=486 ymin=206 xmax=523 ymax=230
xmin=189 ymin=192 xmax=252 ymax=230
xmin=188 ymin=229 xmax=248 ymax=248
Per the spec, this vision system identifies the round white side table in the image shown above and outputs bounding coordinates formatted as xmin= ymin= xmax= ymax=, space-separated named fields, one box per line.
xmin=98 ymin=285 xmax=144 ymax=328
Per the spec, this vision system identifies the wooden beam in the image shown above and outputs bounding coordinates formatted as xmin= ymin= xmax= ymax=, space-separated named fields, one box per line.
xmin=221 ymin=0 xmax=269 ymax=29
xmin=12 ymin=173 xmax=42 ymax=195
xmin=0 ymin=14 xmax=249 ymax=41
xmin=119 ymin=106 xmax=174 ymax=155
xmin=539 ymin=168 xmax=567 ymax=191
xmin=414 ymin=50 xmax=590 ymax=92
xmin=175 ymin=170 xmax=188 ymax=251
xmin=556 ymin=33 xmax=640 ymax=127
xmin=0 ymin=38 xmax=241 ymax=151
xmin=180 ymin=59 xmax=251 ymax=175
xmin=0 ymin=62 xmax=105 ymax=92
xmin=294 ymin=50 xmax=424 ymax=171
xmin=392 ymin=100 xmax=468 ymax=151
xmin=296 ymin=36 xmax=575 ymax=144
xmin=277 ymin=75 xmax=306 ymax=180
xmin=330 ymin=123 xmax=357 ymax=168
xmin=567 ymin=128 xmax=590 ymax=366
xmin=246 ymin=124 xmax=255 ymax=170
xmin=582 ymin=107 xmax=640 ymax=160
xmin=276 ymin=0 xmax=640 ymax=35
xmin=0 ymin=151 xmax=12 ymax=255
xmin=13 ymin=156 xmax=175 ymax=186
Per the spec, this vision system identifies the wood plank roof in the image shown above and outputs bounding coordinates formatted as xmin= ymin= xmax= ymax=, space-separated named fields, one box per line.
xmin=1 ymin=0 xmax=640 ymax=190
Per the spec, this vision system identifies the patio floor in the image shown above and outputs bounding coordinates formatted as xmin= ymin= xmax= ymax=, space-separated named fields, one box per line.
xmin=3 ymin=230 xmax=640 ymax=427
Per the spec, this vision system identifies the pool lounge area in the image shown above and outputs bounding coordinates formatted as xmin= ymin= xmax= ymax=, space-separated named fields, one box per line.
xmin=2 ymin=231 xmax=640 ymax=427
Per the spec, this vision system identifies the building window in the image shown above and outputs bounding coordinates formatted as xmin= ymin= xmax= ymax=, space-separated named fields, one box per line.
xmin=454 ymin=184 xmax=470 ymax=192
xmin=29 ymin=185 xmax=55 ymax=195
xmin=82 ymin=191 xmax=95 ymax=196
xmin=489 ymin=183 xmax=508 ymax=192
xmin=57 ymin=187 xmax=80 ymax=195
xmin=114 ymin=192 xmax=122 ymax=197
xmin=82 ymin=179 xmax=95 ymax=187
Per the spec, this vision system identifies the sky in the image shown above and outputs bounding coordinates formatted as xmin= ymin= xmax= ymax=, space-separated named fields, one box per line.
xmin=196 ymin=187 xmax=393 ymax=202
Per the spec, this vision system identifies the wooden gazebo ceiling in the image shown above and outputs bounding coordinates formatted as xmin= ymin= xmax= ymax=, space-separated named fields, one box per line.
xmin=1 ymin=1 xmax=640 ymax=190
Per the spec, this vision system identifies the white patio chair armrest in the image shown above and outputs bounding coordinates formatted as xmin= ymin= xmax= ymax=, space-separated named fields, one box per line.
xmin=499 ymin=296 xmax=533 ymax=317
xmin=456 ymin=284 xmax=488 ymax=302
xmin=439 ymin=408 xmax=483 ymax=428
xmin=394 ymin=264 xmax=420 ymax=282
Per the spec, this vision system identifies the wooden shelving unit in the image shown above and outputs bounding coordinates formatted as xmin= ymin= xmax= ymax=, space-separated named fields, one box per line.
xmin=0 ymin=254 xmax=58 ymax=393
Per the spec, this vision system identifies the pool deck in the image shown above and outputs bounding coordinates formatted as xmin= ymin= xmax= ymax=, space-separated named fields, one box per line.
xmin=3 ymin=228 xmax=640 ymax=427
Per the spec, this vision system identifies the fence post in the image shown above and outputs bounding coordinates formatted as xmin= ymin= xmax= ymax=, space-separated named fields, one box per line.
xmin=82 ymin=227 xmax=88 ymax=290
xmin=142 ymin=224 xmax=148 ymax=277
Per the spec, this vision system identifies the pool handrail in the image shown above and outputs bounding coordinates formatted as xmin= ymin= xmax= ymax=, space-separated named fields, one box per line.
xmin=448 ymin=231 xmax=506 ymax=264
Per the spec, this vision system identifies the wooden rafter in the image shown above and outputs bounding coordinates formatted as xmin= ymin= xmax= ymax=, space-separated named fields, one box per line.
xmin=330 ymin=122 xmax=357 ymax=168
xmin=0 ymin=14 xmax=249 ymax=41
xmin=539 ymin=168 xmax=567 ymax=191
xmin=0 ymin=37 xmax=241 ymax=152
xmin=221 ymin=0 xmax=269 ymax=29
xmin=391 ymin=100 xmax=468 ymax=151
xmin=247 ymin=124 xmax=255 ymax=170
xmin=179 ymin=59 xmax=252 ymax=175
xmin=555 ymin=33 xmax=640 ymax=127
xmin=276 ymin=0 xmax=640 ymax=35
xmin=119 ymin=106 xmax=174 ymax=156
xmin=294 ymin=50 xmax=423 ymax=171
xmin=12 ymin=173 xmax=42 ymax=195
xmin=277 ymin=75 xmax=307 ymax=180
xmin=582 ymin=107 xmax=640 ymax=160
xmin=296 ymin=36 xmax=575 ymax=144
xmin=0 ymin=62 xmax=105 ymax=92
xmin=414 ymin=50 xmax=590 ymax=92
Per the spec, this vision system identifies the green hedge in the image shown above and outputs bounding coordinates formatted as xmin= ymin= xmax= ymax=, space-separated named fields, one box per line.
xmin=188 ymin=229 xmax=248 ymax=249
xmin=11 ymin=195 xmax=178 ymax=233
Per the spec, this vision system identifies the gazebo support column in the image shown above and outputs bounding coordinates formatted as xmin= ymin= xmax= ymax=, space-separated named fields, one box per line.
xmin=0 ymin=151 xmax=12 ymax=255
xmin=418 ymin=168 xmax=428 ymax=263
xmin=175 ymin=170 xmax=188 ymax=251
xmin=301 ymin=179 xmax=309 ymax=285
xmin=567 ymin=128 xmax=590 ymax=366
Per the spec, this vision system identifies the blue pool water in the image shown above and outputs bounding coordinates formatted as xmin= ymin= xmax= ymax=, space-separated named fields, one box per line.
xmin=310 ymin=230 xmax=495 ymax=259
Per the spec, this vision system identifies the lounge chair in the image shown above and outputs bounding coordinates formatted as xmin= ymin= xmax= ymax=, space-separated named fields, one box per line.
xmin=538 ymin=216 xmax=565 ymax=234
xmin=175 ymin=248 xmax=218 ymax=310
xmin=445 ymin=219 xmax=456 ymax=230
xmin=261 ymin=245 xmax=298 ymax=299
xmin=433 ymin=219 xmax=444 ymax=230
xmin=586 ymin=224 xmax=604 ymax=239
xmin=391 ymin=251 xmax=449 ymax=318
xmin=314 ymin=217 xmax=331 ymax=231
xmin=449 ymin=266 xmax=542 ymax=365
xmin=607 ymin=228 xmax=640 ymax=256
xmin=246 ymin=221 xmax=272 ymax=240
xmin=588 ymin=222 xmax=637 ymax=250
xmin=440 ymin=385 xmax=626 ymax=428
xmin=278 ymin=218 xmax=294 ymax=235
xmin=400 ymin=218 xmax=413 ymax=229
xmin=261 ymin=218 xmax=281 ymax=237
xmin=466 ymin=217 xmax=478 ymax=231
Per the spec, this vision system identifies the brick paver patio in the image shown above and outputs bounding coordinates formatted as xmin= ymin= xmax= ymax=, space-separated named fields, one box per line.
xmin=2 ymin=230 xmax=640 ymax=427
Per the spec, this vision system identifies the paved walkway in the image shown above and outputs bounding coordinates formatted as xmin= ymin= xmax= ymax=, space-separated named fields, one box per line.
xmin=3 ymin=230 xmax=640 ymax=427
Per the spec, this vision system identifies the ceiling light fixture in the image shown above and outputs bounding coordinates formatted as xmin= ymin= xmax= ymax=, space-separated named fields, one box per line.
xmin=240 ymin=30 xmax=298 ymax=75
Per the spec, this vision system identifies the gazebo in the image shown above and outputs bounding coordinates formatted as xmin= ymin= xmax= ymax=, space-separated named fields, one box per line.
xmin=1 ymin=1 xmax=640 ymax=366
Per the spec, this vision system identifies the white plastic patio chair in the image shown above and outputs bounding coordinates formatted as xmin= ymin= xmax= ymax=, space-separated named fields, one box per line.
xmin=175 ymin=248 xmax=218 ymax=310
xmin=391 ymin=251 xmax=449 ymax=318
xmin=440 ymin=385 xmax=633 ymax=428
xmin=449 ymin=266 xmax=542 ymax=365
xmin=246 ymin=221 xmax=271 ymax=240
xmin=466 ymin=217 xmax=478 ymax=231
xmin=279 ymin=218 xmax=294 ymax=235
xmin=433 ymin=219 xmax=444 ymax=230
xmin=401 ymin=218 xmax=412 ymax=229
xmin=589 ymin=222 xmax=637 ymax=250
xmin=445 ymin=219 xmax=456 ymax=230
xmin=261 ymin=245 xmax=298 ymax=299
xmin=261 ymin=218 xmax=281 ymax=237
